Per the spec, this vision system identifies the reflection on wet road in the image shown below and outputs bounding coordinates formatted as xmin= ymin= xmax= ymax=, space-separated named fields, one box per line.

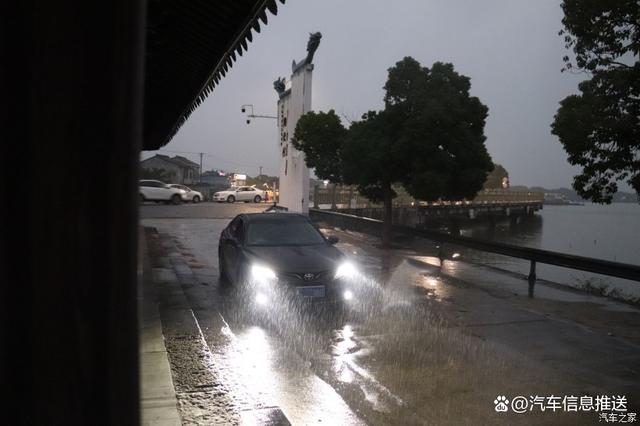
xmin=143 ymin=211 xmax=640 ymax=425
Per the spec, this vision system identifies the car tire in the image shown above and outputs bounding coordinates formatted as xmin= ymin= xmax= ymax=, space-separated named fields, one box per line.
xmin=227 ymin=195 xmax=235 ymax=203
xmin=171 ymin=194 xmax=182 ymax=205
xmin=139 ymin=194 xmax=145 ymax=203
xmin=192 ymin=195 xmax=200 ymax=203
xmin=253 ymin=195 xmax=262 ymax=203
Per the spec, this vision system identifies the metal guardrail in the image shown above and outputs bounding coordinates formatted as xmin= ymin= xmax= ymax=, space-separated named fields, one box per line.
xmin=309 ymin=209 xmax=640 ymax=296
xmin=310 ymin=185 xmax=544 ymax=208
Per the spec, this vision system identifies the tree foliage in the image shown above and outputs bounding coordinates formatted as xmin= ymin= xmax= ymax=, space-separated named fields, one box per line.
xmin=552 ymin=0 xmax=640 ymax=202
xmin=483 ymin=164 xmax=509 ymax=190
xmin=291 ymin=110 xmax=346 ymax=183
xmin=293 ymin=57 xmax=493 ymax=245
xmin=140 ymin=167 xmax=174 ymax=182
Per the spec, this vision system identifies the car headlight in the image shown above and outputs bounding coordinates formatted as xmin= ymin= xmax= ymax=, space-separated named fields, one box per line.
xmin=251 ymin=264 xmax=277 ymax=285
xmin=335 ymin=261 xmax=358 ymax=279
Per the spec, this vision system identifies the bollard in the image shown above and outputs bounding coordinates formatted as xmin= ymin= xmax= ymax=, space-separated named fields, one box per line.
xmin=528 ymin=260 xmax=536 ymax=297
xmin=438 ymin=243 xmax=445 ymax=268
xmin=313 ymin=185 xmax=319 ymax=209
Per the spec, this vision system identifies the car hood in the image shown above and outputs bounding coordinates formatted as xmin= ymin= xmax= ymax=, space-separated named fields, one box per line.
xmin=244 ymin=244 xmax=343 ymax=273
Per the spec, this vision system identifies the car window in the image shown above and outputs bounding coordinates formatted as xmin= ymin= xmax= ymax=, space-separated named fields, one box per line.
xmin=246 ymin=220 xmax=326 ymax=246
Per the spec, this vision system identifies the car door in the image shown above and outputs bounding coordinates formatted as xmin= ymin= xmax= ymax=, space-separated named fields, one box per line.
xmin=148 ymin=181 xmax=163 ymax=200
xmin=246 ymin=187 xmax=257 ymax=201
xmin=140 ymin=181 xmax=152 ymax=199
xmin=237 ymin=187 xmax=249 ymax=201
xmin=156 ymin=182 xmax=172 ymax=200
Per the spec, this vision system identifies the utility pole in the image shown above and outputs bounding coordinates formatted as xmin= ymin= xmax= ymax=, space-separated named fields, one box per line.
xmin=199 ymin=152 xmax=203 ymax=183
xmin=259 ymin=165 xmax=263 ymax=176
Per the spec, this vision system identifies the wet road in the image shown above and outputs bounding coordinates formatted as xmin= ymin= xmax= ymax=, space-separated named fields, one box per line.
xmin=142 ymin=202 xmax=640 ymax=425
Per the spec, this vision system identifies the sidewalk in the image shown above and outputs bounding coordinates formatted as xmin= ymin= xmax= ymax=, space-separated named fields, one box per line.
xmin=139 ymin=227 xmax=181 ymax=425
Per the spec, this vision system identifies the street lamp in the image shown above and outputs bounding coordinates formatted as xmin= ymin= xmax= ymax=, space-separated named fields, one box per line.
xmin=240 ymin=104 xmax=277 ymax=124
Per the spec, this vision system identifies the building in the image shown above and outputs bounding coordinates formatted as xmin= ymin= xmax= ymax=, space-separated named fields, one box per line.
xmin=6 ymin=0 xmax=280 ymax=423
xmin=200 ymin=170 xmax=230 ymax=188
xmin=140 ymin=154 xmax=199 ymax=184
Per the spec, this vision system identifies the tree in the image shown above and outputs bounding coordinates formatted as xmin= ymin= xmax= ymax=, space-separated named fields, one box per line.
xmin=551 ymin=0 xmax=639 ymax=203
xmin=140 ymin=167 xmax=174 ymax=182
xmin=291 ymin=110 xmax=346 ymax=184
xmin=483 ymin=164 xmax=509 ymax=189
xmin=293 ymin=57 xmax=493 ymax=246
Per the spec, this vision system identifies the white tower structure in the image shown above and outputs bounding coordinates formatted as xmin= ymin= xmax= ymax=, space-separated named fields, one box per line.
xmin=274 ymin=32 xmax=321 ymax=214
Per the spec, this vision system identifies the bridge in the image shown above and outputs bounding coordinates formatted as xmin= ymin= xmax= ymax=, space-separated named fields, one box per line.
xmin=310 ymin=185 xmax=544 ymax=226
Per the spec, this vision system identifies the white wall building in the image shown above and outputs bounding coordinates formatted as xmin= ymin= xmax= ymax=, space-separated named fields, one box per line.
xmin=276 ymin=64 xmax=313 ymax=214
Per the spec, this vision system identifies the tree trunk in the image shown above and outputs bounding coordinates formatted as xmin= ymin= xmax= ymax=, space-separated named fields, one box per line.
xmin=382 ymin=183 xmax=393 ymax=248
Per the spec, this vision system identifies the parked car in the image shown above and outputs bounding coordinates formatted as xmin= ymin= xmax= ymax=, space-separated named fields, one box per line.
xmin=213 ymin=186 xmax=266 ymax=203
xmin=139 ymin=180 xmax=187 ymax=204
xmin=168 ymin=184 xmax=204 ymax=203
xmin=218 ymin=213 xmax=359 ymax=307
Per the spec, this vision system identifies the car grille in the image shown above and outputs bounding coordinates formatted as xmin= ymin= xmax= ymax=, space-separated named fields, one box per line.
xmin=279 ymin=270 xmax=333 ymax=285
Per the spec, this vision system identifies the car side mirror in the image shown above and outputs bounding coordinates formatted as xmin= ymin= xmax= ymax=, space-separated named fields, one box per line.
xmin=327 ymin=236 xmax=339 ymax=245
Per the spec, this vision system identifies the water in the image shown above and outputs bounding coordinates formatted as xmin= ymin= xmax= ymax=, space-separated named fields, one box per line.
xmin=457 ymin=203 xmax=640 ymax=301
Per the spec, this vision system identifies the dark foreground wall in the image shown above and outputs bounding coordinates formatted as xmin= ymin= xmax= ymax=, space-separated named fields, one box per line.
xmin=2 ymin=2 xmax=145 ymax=424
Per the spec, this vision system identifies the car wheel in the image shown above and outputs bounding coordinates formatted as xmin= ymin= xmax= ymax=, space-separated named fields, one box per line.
xmin=253 ymin=195 xmax=262 ymax=203
xmin=139 ymin=194 xmax=145 ymax=203
xmin=192 ymin=195 xmax=200 ymax=203
xmin=227 ymin=195 xmax=235 ymax=203
xmin=171 ymin=194 xmax=182 ymax=205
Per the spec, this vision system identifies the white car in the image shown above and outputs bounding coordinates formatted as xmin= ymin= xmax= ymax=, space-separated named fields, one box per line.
xmin=213 ymin=186 xmax=266 ymax=203
xmin=139 ymin=180 xmax=187 ymax=204
xmin=168 ymin=184 xmax=204 ymax=203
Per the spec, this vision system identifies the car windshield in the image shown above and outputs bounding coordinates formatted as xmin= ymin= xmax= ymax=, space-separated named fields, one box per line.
xmin=246 ymin=221 xmax=326 ymax=246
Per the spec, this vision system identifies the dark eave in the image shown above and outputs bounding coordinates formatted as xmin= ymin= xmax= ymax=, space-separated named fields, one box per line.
xmin=143 ymin=0 xmax=284 ymax=150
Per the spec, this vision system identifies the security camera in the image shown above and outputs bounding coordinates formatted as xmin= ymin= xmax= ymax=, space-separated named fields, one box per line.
xmin=241 ymin=107 xmax=245 ymax=113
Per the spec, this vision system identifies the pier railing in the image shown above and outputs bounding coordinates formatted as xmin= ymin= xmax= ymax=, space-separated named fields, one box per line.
xmin=310 ymin=185 xmax=543 ymax=209
xmin=309 ymin=209 xmax=640 ymax=296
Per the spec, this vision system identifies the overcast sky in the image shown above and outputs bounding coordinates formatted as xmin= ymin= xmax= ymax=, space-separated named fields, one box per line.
xmin=142 ymin=0 xmax=628 ymax=191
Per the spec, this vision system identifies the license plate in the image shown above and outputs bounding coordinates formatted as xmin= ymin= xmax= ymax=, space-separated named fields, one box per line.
xmin=296 ymin=285 xmax=325 ymax=298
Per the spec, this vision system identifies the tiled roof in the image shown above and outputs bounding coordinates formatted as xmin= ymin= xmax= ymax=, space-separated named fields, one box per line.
xmin=143 ymin=0 xmax=284 ymax=150
xmin=142 ymin=154 xmax=199 ymax=169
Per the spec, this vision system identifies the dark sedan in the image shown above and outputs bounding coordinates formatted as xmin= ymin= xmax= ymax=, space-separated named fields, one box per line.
xmin=218 ymin=213 xmax=359 ymax=306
